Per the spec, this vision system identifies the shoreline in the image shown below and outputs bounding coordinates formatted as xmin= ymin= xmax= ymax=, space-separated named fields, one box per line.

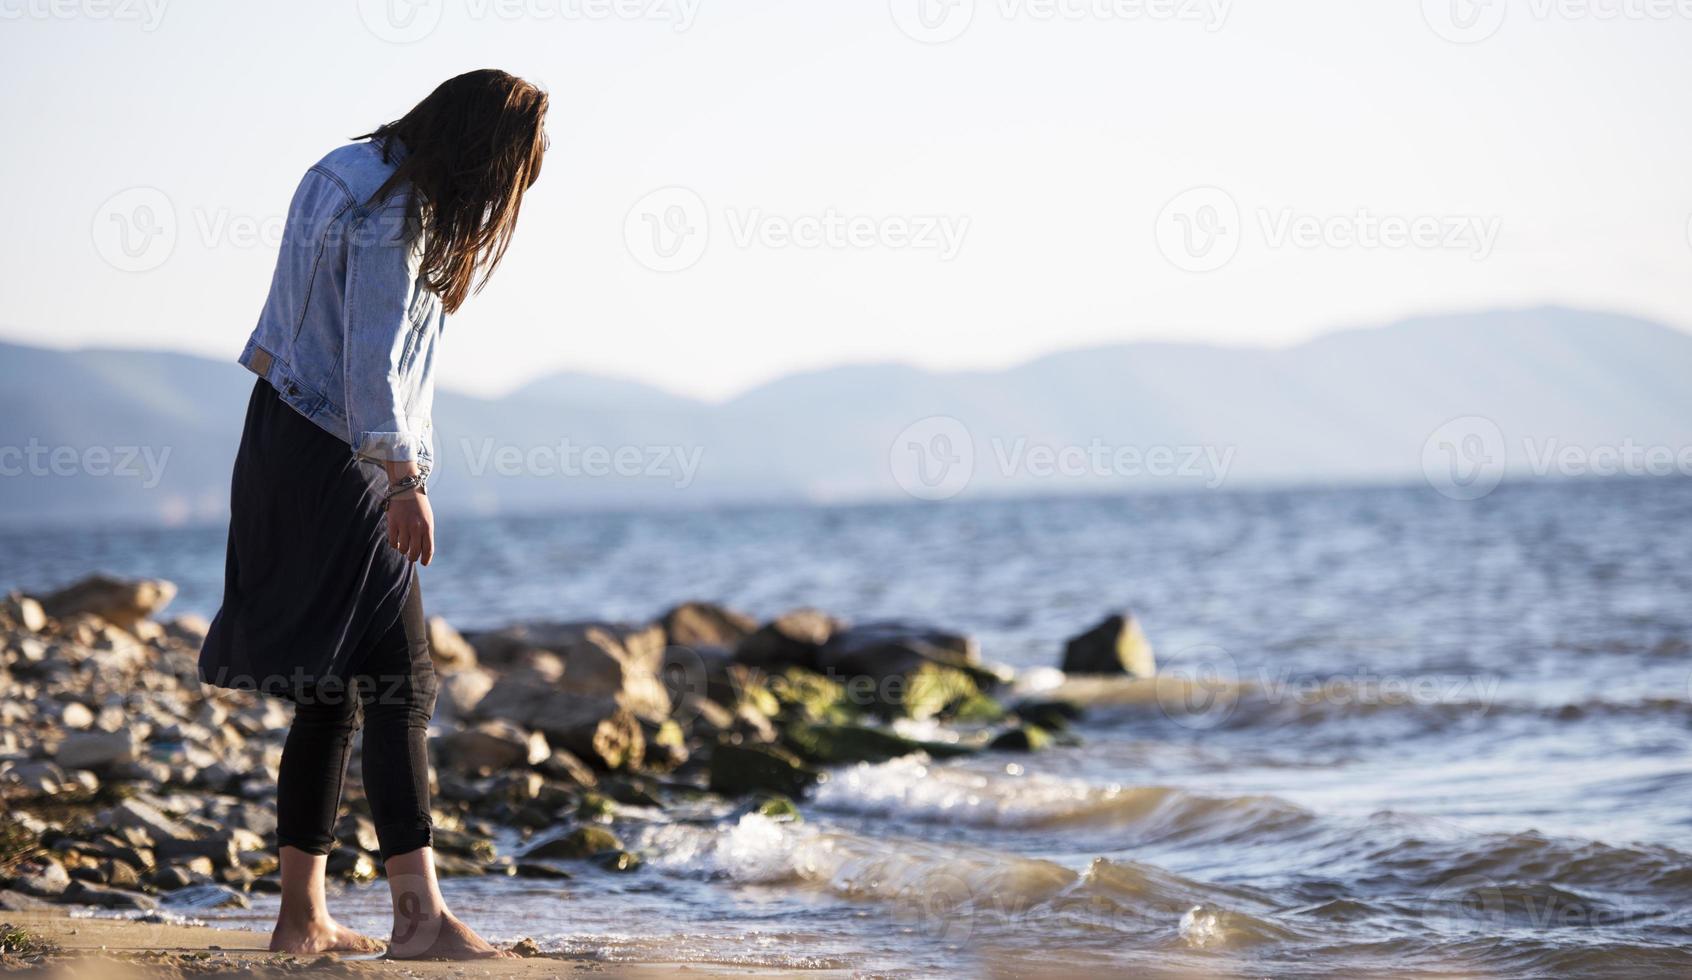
xmin=0 ymin=574 xmax=1144 ymax=978
xmin=0 ymin=909 xmax=847 ymax=978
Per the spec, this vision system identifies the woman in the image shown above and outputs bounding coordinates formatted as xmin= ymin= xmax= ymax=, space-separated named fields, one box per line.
xmin=199 ymin=70 xmax=547 ymax=959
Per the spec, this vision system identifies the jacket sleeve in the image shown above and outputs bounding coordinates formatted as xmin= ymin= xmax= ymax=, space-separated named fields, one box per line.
xmin=342 ymin=200 xmax=429 ymax=469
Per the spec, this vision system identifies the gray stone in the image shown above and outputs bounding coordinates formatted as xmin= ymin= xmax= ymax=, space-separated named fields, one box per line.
xmin=544 ymin=708 xmax=646 ymax=772
xmin=155 ymin=837 xmax=238 ymax=869
xmin=57 ymin=729 xmax=140 ymax=770
xmin=335 ymin=814 xmax=380 ymax=854
xmin=0 ymin=889 xmax=53 ymax=911
xmin=147 ymin=865 xmax=196 ymax=891
xmin=660 ymin=601 xmax=758 ymax=651
xmin=13 ymin=858 xmax=71 ymax=898
xmin=63 ymin=880 xmax=158 ymax=910
xmin=58 ymin=702 xmax=95 ymax=730
xmin=538 ymin=747 xmax=598 ymax=788
xmin=438 ymin=720 xmax=548 ymax=774
xmin=3 ymin=760 xmax=65 ymax=796
xmin=3 ymin=593 xmax=47 ymax=633
xmin=989 ymin=724 xmax=1054 ymax=752
xmin=1060 ymin=613 xmax=1157 ymax=677
xmin=163 ymin=614 xmax=211 ymax=647
xmin=735 ymin=609 xmax=841 ymax=671
xmin=520 ymin=825 xmax=622 ymax=860
xmin=707 ymin=742 xmax=819 ymax=798
xmin=41 ymin=574 xmax=177 ymax=632
xmin=108 ymin=797 xmax=195 ymax=844
xmin=435 ymin=669 xmax=494 ymax=724
xmin=427 ymin=616 xmax=479 ymax=673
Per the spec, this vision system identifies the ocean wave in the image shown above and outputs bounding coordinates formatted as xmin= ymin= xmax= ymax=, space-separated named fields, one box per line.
xmin=635 ymin=814 xmax=1295 ymax=950
xmin=811 ymin=755 xmax=1316 ymax=844
xmin=1362 ymin=826 xmax=1692 ymax=900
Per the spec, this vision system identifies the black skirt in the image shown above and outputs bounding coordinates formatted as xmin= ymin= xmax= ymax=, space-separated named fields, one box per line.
xmin=199 ymin=378 xmax=414 ymax=697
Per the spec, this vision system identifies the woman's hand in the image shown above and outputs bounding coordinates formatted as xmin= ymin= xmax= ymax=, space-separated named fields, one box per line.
xmin=384 ymin=461 xmax=435 ymax=565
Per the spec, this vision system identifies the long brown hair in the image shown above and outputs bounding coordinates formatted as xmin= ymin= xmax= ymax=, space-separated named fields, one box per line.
xmin=358 ymin=69 xmax=548 ymax=314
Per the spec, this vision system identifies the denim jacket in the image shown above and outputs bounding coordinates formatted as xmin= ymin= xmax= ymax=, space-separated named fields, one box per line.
xmin=238 ymin=138 xmax=442 ymax=472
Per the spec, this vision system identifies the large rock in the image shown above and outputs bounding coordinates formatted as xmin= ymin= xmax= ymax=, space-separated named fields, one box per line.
xmin=0 ymin=889 xmax=53 ymax=911
xmin=438 ymin=720 xmax=548 ymax=774
xmin=41 ymin=575 xmax=177 ymax=631
xmin=520 ymin=825 xmax=622 ymax=860
xmin=435 ymin=669 xmax=495 ymax=726
xmin=547 ymin=709 xmax=646 ymax=771
xmin=787 ymin=622 xmax=990 ymax=720
xmin=1060 ymin=613 xmax=1156 ymax=677
xmin=3 ymin=761 xmax=66 ymax=797
xmin=549 ymin=627 xmax=671 ymax=718
xmin=64 ymin=879 xmax=158 ymax=910
xmin=538 ymin=747 xmax=598 ymax=788
xmin=57 ymin=729 xmax=141 ymax=771
xmin=660 ymin=643 xmax=735 ymax=712
xmin=427 ymin=617 xmax=478 ymax=673
xmin=12 ymin=858 xmax=71 ymax=898
xmin=464 ymin=620 xmax=664 ymax=672
xmin=107 ymin=797 xmax=196 ymax=844
xmin=707 ymin=742 xmax=818 ymax=798
xmin=782 ymin=722 xmax=929 ymax=765
xmin=660 ymin=601 xmax=757 ymax=651
xmin=469 ymin=626 xmax=670 ymax=772
xmin=472 ymin=627 xmax=670 ymax=726
xmin=162 ymin=614 xmax=211 ymax=648
xmin=470 ymin=666 xmax=559 ymax=724
xmin=735 ymin=609 xmax=841 ymax=671
xmin=894 ymin=662 xmax=984 ymax=721
xmin=989 ymin=724 xmax=1054 ymax=752
xmin=816 ymin=621 xmax=978 ymax=681
xmin=154 ymin=835 xmax=242 ymax=869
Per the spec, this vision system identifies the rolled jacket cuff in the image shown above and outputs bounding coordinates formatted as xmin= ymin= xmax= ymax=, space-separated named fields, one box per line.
xmin=353 ymin=429 xmax=432 ymax=471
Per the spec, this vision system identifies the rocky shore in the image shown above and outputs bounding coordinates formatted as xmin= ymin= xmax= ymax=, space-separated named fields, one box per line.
xmin=0 ymin=574 xmax=1155 ymax=964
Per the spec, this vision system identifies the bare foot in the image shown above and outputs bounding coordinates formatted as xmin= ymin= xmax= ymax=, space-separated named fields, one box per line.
xmin=385 ymin=911 xmax=514 ymax=960
xmin=269 ymin=917 xmax=386 ymax=955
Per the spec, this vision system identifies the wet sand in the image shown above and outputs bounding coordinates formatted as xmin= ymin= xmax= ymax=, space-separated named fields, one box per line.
xmin=0 ymin=911 xmax=847 ymax=979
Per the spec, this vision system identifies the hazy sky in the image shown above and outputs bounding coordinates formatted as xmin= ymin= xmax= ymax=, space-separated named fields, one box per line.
xmin=3 ymin=0 xmax=1690 ymax=400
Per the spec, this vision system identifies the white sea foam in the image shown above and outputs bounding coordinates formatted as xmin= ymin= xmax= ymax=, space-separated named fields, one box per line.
xmin=813 ymin=755 xmax=1128 ymax=827
xmin=1009 ymin=665 xmax=1068 ymax=695
xmin=639 ymin=813 xmax=815 ymax=884
xmin=889 ymin=716 xmax=960 ymax=743
xmin=1177 ymin=904 xmax=1225 ymax=948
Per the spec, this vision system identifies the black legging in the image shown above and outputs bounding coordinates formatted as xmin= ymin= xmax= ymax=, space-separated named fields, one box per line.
xmin=274 ymin=582 xmax=437 ymax=863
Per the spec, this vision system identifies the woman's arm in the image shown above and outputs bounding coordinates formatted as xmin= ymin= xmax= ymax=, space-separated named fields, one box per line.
xmin=345 ymin=202 xmax=435 ymax=565
xmin=343 ymin=201 xmax=430 ymax=467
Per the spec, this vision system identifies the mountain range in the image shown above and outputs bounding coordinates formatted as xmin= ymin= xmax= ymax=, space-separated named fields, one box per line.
xmin=3 ymin=306 xmax=1690 ymax=524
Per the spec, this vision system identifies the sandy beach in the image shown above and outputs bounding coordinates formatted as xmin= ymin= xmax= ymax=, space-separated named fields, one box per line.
xmin=0 ymin=909 xmax=842 ymax=979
